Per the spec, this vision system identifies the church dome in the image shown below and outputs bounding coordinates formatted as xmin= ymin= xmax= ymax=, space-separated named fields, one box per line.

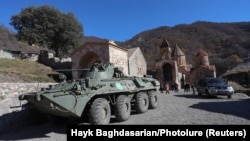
xmin=194 ymin=49 xmax=209 ymax=66
xmin=195 ymin=49 xmax=208 ymax=57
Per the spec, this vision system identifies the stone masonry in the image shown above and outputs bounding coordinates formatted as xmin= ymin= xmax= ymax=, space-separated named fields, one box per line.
xmin=0 ymin=83 xmax=57 ymax=133
xmin=70 ymin=40 xmax=146 ymax=79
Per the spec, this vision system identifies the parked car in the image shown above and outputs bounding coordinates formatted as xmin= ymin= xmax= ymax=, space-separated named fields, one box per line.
xmin=196 ymin=77 xmax=234 ymax=98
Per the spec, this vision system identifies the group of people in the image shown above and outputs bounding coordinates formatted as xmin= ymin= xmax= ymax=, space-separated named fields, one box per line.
xmin=160 ymin=82 xmax=196 ymax=94
xmin=161 ymin=82 xmax=179 ymax=94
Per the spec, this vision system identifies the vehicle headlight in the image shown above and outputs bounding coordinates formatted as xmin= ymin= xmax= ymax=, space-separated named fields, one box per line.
xmin=227 ymin=86 xmax=234 ymax=91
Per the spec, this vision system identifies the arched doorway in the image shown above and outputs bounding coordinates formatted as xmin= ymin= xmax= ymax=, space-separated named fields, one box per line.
xmin=162 ymin=63 xmax=173 ymax=82
xmin=78 ymin=51 xmax=101 ymax=78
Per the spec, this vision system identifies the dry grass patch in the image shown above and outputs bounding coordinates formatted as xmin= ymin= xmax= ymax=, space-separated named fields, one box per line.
xmin=0 ymin=58 xmax=57 ymax=82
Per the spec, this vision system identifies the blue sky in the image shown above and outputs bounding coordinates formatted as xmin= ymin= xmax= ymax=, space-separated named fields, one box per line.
xmin=0 ymin=0 xmax=249 ymax=41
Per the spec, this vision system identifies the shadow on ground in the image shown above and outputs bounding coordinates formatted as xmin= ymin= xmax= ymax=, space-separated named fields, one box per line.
xmin=190 ymin=98 xmax=250 ymax=120
xmin=0 ymin=103 xmax=145 ymax=140
xmin=174 ymin=93 xmax=219 ymax=99
xmin=0 ymin=105 xmax=67 ymax=140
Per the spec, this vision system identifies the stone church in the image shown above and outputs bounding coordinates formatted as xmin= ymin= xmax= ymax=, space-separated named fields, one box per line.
xmin=70 ymin=38 xmax=216 ymax=87
xmin=70 ymin=40 xmax=146 ymax=79
xmin=189 ymin=49 xmax=216 ymax=85
xmin=155 ymin=39 xmax=216 ymax=88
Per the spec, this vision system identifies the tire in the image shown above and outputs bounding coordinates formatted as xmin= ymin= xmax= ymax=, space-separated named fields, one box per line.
xmin=114 ymin=95 xmax=131 ymax=122
xmin=227 ymin=95 xmax=232 ymax=99
xmin=134 ymin=92 xmax=149 ymax=113
xmin=89 ymin=98 xmax=111 ymax=125
xmin=148 ymin=90 xmax=158 ymax=109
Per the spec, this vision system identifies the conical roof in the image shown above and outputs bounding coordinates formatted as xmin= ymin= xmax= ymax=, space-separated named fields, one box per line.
xmin=171 ymin=44 xmax=184 ymax=57
xmin=160 ymin=39 xmax=170 ymax=48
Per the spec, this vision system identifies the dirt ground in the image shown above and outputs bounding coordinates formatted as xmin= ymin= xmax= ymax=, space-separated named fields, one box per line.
xmin=1 ymin=90 xmax=250 ymax=140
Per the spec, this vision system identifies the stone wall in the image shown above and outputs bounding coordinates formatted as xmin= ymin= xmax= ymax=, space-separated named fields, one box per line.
xmin=0 ymin=83 xmax=57 ymax=98
xmin=0 ymin=50 xmax=19 ymax=60
xmin=0 ymin=83 xmax=57 ymax=134
xmin=109 ymin=46 xmax=128 ymax=76
xmin=128 ymin=48 xmax=147 ymax=77
xmin=71 ymin=42 xmax=110 ymax=79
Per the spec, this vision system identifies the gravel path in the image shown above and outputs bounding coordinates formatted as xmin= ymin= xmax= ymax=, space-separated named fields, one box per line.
xmin=1 ymin=90 xmax=250 ymax=140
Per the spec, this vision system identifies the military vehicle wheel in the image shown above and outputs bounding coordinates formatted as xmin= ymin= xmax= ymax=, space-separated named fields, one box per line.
xmin=148 ymin=90 xmax=158 ymax=109
xmin=135 ymin=92 xmax=149 ymax=113
xmin=115 ymin=95 xmax=131 ymax=122
xmin=89 ymin=98 xmax=111 ymax=125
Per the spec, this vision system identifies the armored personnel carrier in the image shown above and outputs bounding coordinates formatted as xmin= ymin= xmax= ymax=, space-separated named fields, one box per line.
xmin=19 ymin=63 xmax=160 ymax=124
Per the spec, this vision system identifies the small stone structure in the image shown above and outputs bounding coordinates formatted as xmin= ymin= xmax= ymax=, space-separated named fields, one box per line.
xmin=70 ymin=40 xmax=147 ymax=79
xmin=0 ymin=44 xmax=41 ymax=61
xmin=0 ymin=49 xmax=20 ymax=60
xmin=0 ymin=49 xmax=39 ymax=61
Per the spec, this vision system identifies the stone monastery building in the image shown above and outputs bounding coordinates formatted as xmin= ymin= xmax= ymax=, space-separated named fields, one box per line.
xmin=70 ymin=39 xmax=216 ymax=87
xmin=156 ymin=39 xmax=216 ymax=87
xmin=70 ymin=40 xmax=146 ymax=79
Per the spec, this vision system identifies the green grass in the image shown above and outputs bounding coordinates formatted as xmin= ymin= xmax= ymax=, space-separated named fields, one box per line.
xmin=0 ymin=58 xmax=57 ymax=82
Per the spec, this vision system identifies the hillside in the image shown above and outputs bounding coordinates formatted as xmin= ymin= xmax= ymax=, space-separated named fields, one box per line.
xmin=0 ymin=58 xmax=57 ymax=82
xmin=120 ymin=21 xmax=250 ymax=76
xmin=1 ymin=21 xmax=250 ymax=81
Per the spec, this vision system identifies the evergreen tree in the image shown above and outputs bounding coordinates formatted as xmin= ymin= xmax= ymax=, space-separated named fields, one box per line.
xmin=10 ymin=5 xmax=84 ymax=56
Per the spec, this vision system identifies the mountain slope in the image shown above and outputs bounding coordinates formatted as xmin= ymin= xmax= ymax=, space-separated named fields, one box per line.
xmin=120 ymin=21 xmax=250 ymax=76
xmin=1 ymin=21 xmax=250 ymax=80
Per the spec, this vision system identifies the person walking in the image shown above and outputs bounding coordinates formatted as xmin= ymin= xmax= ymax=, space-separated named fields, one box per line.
xmin=165 ymin=83 xmax=170 ymax=94
xmin=174 ymin=82 xmax=179 ymax=93
xmin=191 ymin=84 xmax=196 ymax=94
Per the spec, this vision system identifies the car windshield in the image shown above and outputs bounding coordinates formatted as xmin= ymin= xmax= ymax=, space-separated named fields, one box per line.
xmin=207 ymin=78 xmax=225 ymax=84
